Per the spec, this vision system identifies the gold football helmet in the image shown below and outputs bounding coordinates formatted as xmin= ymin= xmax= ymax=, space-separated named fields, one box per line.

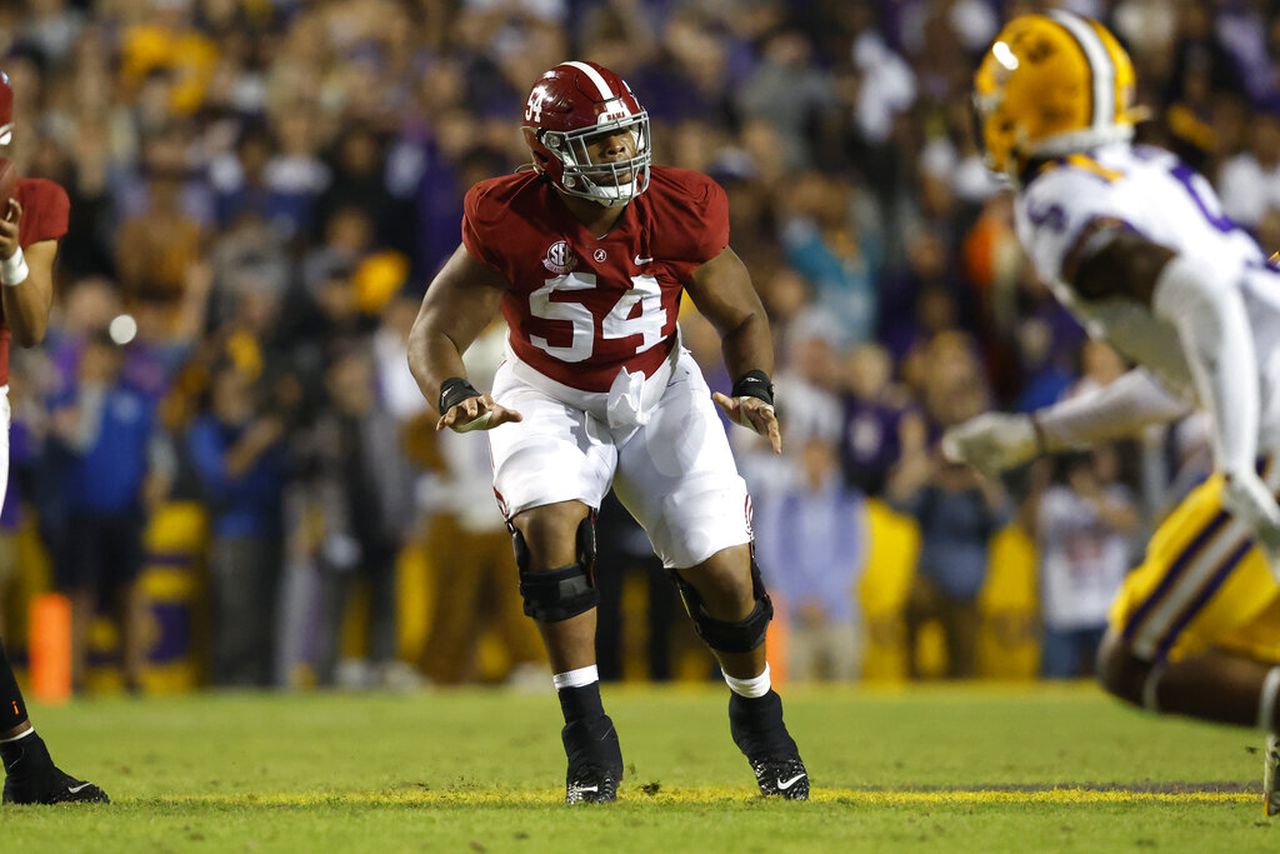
xmin=973 ymin=11 xmax=1140 ymax=181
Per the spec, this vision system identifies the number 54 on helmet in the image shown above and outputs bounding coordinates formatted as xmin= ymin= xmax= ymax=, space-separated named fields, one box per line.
xmin=521 ymin=61 xmax=651 ymax=207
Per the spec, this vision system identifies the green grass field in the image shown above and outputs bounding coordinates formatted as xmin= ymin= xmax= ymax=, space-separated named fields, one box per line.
xmin=3 ymin=683 xmax=1276 ymax=852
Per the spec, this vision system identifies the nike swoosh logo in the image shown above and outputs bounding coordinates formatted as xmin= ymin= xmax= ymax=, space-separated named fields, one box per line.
xmin=573 ymin=785 xmax=598 ymax=793
xmin=67 ymin=782 xmax=93 ymax=794
xmin=776 ymin=773 xmax=806 ymax=791
xmin=633 ymin=256 xmax=653 ymax=265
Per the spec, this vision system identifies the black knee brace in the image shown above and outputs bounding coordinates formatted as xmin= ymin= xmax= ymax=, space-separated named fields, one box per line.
xmin=671 ymin=556 xmax=773 ymax=654
xmin=513 ymin=516 xmax=599 ymax=622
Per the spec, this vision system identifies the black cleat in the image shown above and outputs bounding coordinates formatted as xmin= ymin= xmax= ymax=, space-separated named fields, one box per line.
xmin=749 ymin=755 xmax=810 ymax=800
xmin=562 ymin=714 xmax=623 ymax=804
xmin=565 ymin=764 xmax=619 ymax=804
xmin=729 ymin=691 xmax=809 ymax=800
xmin=2 ymin=734 xmax=109 ymax=805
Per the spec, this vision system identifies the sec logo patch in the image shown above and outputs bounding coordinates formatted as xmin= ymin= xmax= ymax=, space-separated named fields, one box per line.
xmin=543 ymin=240 xmax=576 ymax=274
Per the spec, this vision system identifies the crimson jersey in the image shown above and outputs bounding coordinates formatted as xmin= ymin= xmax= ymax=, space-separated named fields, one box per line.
xmin=462 ymin=165 xmax=729 ymax=392
xmin=0 ymin=178 xmax=70 ymax=385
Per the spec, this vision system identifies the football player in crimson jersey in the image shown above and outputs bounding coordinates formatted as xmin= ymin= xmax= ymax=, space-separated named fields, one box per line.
xmin=409 ymin=61 xmax=808 ymax=803
xmin=0 ymin=70 xmax=108 ymax=805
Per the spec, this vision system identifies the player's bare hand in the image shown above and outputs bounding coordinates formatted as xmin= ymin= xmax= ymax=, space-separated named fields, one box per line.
xmin=0 ymin=199 xmax=21 ymax=259
xmin=713 ymin=392 xmax=782 ymax=454
xmin=437 ymin=393 xmax=523 ymax=433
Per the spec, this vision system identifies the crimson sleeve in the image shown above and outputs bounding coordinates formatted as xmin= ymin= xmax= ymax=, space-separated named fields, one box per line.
xmin=19 ymin=180 xmax=70 ymax=248
xmin=692 ymin=178 xmax=730 ymax=263
xmin=657 ymin=173 xmax=730 ymax=264
xmin=461 ymin=182 xmax=502 ymax=272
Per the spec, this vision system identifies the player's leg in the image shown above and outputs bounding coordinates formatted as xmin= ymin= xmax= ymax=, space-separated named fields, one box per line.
xmin=0 ymin=386 xmax=107 ymax=806
xmin=484 ymin=529 xmax=546 ymax=679
xmin=613 ymin=352 xmax=807 ymax=799
xmin=1098 ymin=628 xmax=1280 ymax=815
xmin=672 ymin=545 xmax=808 ymax=798
xmin=1095 ymin=473 xmax=1280 ymax=813
xmin=509 ymin=499 xmax=623 ymax=803
xmin=0 ymin=637 xmax=108 ymax=805
xmin=1098 ymin=632 xmax=1280 ymax=727
xmin=487 ymin=367 xmax=619 ymax=804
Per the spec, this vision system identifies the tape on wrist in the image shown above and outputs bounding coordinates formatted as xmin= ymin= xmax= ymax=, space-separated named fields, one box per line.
xmin=1 ymin=246 xmax=28 ymax=287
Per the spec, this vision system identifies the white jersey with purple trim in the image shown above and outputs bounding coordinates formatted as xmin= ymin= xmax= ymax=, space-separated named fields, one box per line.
xmin=1014 ymin=142 xmax=1280 ymax=450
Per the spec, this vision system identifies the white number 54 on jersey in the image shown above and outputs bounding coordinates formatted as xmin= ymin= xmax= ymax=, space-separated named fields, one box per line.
xmin=529 ymin=272 xmax=667 ymax=363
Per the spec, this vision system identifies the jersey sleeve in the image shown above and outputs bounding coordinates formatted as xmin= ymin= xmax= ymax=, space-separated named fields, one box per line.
xmin=19 ymin=179 xmax=70 ymax=247
xmin=460 ymin=181 xmax=503 ymax=272
xmin=656 ymin=173 xmax=730 ymax=265
xmin=1015 ymin=167 xmax=1130 ymax=291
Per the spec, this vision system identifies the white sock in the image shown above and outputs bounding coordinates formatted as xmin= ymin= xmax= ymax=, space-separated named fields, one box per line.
xmin=1259 ymin=667 xmax=1280 ymax=731
xmin=552 ymin=665 xmax=599 ymax=691
xmin=0 ymin=726 xmax=34 ymax=744
xmin=723 ymin=663 xmax=771 ymax=699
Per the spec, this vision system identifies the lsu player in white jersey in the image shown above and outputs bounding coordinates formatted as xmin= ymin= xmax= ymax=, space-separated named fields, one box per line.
xmin=943 ymin=10 xmax=1280 ymax=813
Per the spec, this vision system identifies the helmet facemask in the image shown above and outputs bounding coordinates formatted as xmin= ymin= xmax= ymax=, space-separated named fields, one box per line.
xmin=538 ymin=112 xmax=651 ymax=206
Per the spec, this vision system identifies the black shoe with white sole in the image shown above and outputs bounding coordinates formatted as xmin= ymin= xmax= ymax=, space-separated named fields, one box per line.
xmin=562 ymin=714 xmax=623 ymax=804
xmin=2 ymin=733 xmax=109 ymax=805
xmin=729 ymin=690 xmax=809 ymax=800
xmin=749 ymin=755 xmax=810 ymax=800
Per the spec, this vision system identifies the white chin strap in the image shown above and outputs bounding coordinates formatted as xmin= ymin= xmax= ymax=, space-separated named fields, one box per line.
xmin=0 ymin=125 xmax=12 ymax=145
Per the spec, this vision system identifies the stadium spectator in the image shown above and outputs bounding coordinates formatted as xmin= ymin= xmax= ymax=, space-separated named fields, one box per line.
xmin=309 ymin=346 xmax=418 ymax=688
xmin=187 ymin=362 xmax=287 ymax=686
xmin=838 ymin=342 xmax=924 ymax=497
xmin=48 ymin=330 xmax=158 ymax=692
xmin=1023 ymin=448 xmax=1139 ymax=679
xmin=1218 ymin=110 xmax=1280 ymax=230
xmin=115 ymin=148 xmax=206 ymax=306
xmin=417 ymin=324 xmax=544 ymax=685
xmin=890 ymin=352 xmax=1009 ymax=679
xmin=782 ymin=173 xmax=880 ymax=349
xmin=755 ymin=435 xmax=866 ymax=682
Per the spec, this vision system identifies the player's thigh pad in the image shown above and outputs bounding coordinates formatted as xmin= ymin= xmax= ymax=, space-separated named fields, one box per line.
xmin=612 ymin=353 xmax=751 ymax=569
xmin=488 ymin=364 xmax=617 ymax=518
xmin=1110 ymin=473 xmax=1280 ymax=662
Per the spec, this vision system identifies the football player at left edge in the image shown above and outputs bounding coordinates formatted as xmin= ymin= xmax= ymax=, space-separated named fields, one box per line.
xmin=0 ymin=70 xmax=108 ymax=805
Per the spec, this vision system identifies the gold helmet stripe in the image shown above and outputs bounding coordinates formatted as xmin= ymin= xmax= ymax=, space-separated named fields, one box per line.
xmin=1048 ymin=10 xmax=1115 ymax=132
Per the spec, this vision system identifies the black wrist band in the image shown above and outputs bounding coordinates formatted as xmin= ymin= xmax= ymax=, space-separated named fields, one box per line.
xmin=439 ymin=377 xmax=481 ymax=414
xmin=731 ymin=369 xmax=774 ymax=406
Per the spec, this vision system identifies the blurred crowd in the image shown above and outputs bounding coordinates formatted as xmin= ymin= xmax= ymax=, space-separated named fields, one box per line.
xmin=0 ymin=0 xmax=1271 ymax=689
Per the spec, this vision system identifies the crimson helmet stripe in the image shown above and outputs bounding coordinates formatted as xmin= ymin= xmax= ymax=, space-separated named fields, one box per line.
xmin=560 ymin=61 xmax=615 ymax=100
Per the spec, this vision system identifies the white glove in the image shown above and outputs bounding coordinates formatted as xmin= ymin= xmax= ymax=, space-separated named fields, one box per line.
xmin=1222 ymin=471 xmax=1280 ymax=580
xmin=941 ymin=413 xmax=1039 ymax=477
